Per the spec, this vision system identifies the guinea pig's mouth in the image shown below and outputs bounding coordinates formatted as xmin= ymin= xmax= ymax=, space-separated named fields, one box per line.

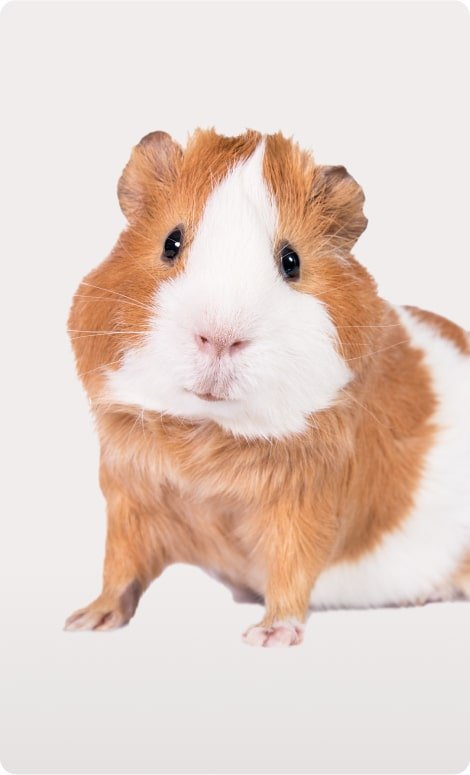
xmin=185 ymin=388 xmax=226 ymax=403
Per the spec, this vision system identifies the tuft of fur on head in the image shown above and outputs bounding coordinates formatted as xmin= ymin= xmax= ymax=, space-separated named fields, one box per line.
xmin=69 ymin=128 xmax=383 ymax=440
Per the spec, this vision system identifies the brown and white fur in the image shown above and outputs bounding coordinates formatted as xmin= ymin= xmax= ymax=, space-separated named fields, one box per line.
xmin=65 ymin=129 xmax=470 ymax=647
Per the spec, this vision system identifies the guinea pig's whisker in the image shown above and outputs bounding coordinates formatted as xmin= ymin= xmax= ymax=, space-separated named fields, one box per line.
xmin=337 ymin=323 xmax=403 ymax=329
xmin=80 ymin=282 xmax=154 ymax=312
xmin=344 ymin=338 xmax=409 ymax=361
xmin=68 ymin=330 xmax=151 ymax=341
xmin=73 ymin=294 xmax=154 ymax=313
xmin=339 ymin=387 xmax=391 ymax=429
xmin=128 ymin=227 xmax=157 ymax=245
xmin=68 ymin=329 xmax=151 ymax=334
xmin=138 ymin=264 xmax=160 ymax=284
xmin=126 ymin=411 xmax=145 ymax=444
xmin=339 ymin=341 xmax=397 ymax=345
xmin=313 ymin=279 xmax=361 ymax=298
xmin=118 ymin=244 xmax=160 ymax=284
xmin=80 ymin=358 xmax=124 ymax=377
xmin=118 ymin=242 xmax=142 ymax=263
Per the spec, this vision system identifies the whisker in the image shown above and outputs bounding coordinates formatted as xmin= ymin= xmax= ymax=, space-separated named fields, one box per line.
xmin=337 ymin=323 xmax=403 ymax=329
xmin=80 ymin=358 xmax=124 ymax=377
xmin=313 ymin=279 xmax=361 ymax=298
xmin=69 ymin=330 xmax=150 ymax=341
xmin=117 ymin=242 xmax=161 ymax=285
xmin=338 ymin=341 xmax=401 ymax=346
xmin=127 ymin=226 xmax=157 ymax=245
xmin=126 ymin=410 xmax=145 ymax=444
xmin=80 ymin=282 xmax=153 ymax=311
xmin=68 ymin=329 xmax=151 ymax=334
xmin=73 ymin=294 xmax=155 ymax=313
xmin=344 ymin=339 xmax=409 ymax=361
xmin=340 ymin=387 xmax=391 ymax=429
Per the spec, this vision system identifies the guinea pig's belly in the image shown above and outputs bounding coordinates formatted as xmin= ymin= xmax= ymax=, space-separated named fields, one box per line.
xmin=173 ymin=493 xmax=267 ymax=597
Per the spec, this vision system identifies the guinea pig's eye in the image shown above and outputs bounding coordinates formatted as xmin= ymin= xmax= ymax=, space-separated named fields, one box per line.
xmin=162 ymin=228 xmax=183 ymax=261
xmin=280 ymin=244 xmax=300 ymax=280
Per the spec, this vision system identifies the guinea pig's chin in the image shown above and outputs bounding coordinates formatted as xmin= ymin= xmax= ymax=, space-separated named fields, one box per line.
xmin=183 ymin=388 xmax=231 ymax=403
xmin=171 ymin=388 xmax=313 ymax=440
xmin=166 ymin=386 xmax=243 ymax=422
xmin=103 ymin=375 xmax=313 ymax=440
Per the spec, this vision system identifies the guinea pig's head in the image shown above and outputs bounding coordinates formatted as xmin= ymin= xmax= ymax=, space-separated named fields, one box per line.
xmin=69 ymin=129 xmax=381 ymax=439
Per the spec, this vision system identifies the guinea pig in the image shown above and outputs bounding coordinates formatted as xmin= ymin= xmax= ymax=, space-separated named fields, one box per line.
xmin=65 ymin=129 xmax=470 ymax=646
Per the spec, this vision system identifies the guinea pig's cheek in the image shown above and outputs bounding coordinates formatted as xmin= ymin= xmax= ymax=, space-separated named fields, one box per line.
xmin=103 ymin=339 xmax=164 ymax=412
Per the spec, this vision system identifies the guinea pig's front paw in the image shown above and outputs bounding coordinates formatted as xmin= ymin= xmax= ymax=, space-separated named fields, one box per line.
xmin=64 ymin=592 xmax=134 ymax=632
xmin=242 ymin=621 xmax=304 ymax=648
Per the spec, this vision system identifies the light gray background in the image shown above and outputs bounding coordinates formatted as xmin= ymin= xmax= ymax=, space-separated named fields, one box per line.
xmin=1 ymin=1 xmax=469 ymax=773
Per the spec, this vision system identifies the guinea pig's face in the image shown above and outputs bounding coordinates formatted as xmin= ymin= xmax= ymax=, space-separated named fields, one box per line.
xmin=70 ymin=129 xmax=378 ymax=439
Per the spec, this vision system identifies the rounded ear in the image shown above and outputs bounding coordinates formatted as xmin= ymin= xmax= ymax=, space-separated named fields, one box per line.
xmin=117 ymin=131 xmax=183 ymax=221
xmin=312 ymin=164 xmax=367 ymax=251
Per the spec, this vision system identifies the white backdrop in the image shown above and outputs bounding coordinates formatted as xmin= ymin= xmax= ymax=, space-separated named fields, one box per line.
xmin=1 ymin=2 xmax=469 ymax=773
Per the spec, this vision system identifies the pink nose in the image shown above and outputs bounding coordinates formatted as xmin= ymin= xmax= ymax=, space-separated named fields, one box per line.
xmin=195 ymin=333 xmax=249 ymax=358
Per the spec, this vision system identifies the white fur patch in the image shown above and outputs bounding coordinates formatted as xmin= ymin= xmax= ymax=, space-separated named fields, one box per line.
xmin=311 ymin=306 xmax=470 ymax=608
xmin=107 ymin=141 xmax=352 ymax=439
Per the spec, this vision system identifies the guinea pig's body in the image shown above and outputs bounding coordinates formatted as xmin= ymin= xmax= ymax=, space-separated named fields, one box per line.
xmin=66 ymin=129 xmax=470 ymax=646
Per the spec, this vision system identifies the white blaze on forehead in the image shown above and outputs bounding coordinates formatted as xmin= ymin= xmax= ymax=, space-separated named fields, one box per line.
xmin=189 ymin=140 xmax=276 ymax=269
xmin=182 ymin=140 xmax=278 ymax=329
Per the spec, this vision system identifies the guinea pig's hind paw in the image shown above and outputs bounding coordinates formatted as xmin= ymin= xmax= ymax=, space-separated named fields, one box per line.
xmin=64 ymin=595 xmax=131 ymax=632
xmin=242 ymin=621 xmax=304 ymax=648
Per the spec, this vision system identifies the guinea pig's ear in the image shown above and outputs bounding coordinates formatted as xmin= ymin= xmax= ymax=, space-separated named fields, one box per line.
xmin=312 ymin=165 xmax=367 ymax=251
xmin=117 ymin=131 xmax=183 ymax=221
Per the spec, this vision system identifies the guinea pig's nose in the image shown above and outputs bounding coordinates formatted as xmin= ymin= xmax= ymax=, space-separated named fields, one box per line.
xmin=195 ymin=333 xmax=249 ymax=358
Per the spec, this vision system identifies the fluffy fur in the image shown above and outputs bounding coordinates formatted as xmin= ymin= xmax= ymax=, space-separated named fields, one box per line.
xmin=65 ymin=129 xmax=470 ymax=646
